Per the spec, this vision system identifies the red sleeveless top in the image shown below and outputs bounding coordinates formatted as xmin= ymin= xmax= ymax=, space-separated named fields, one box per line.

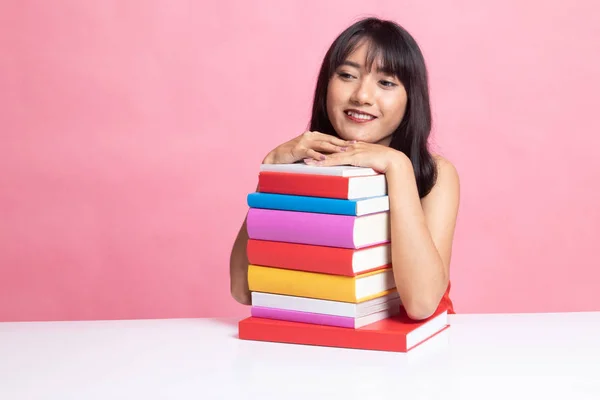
xmin=438 ymin=280 xmax=455 ymax=314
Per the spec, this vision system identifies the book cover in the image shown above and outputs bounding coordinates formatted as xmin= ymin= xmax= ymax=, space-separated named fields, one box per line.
xmin=251 ymin=291 xmax=401 ymax=317
xmin=250 ymin=302 xmax=401 ymax=328
xmin=247 ymin=239 xmax=391 ymax=277
xmin=238 ymin=306 xmax=450 ymax=352
xmin=246 ymin=208 xmax=390 ymax=249
xmin=247 ymin=192 xmax=389 ymax=216
xmin=247 ymin=264 xmax=396 ymax=303
xmin=259 ymin=163 xmax=379 ymax=177
xmin=258 ymin=171 xmax=387 ymax=200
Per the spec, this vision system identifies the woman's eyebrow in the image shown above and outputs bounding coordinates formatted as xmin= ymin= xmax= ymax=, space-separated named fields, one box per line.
xmin=341 ymin=60 xmax=395 ymax=76
xmin=340 ymin=60 xmax=361 ymax=68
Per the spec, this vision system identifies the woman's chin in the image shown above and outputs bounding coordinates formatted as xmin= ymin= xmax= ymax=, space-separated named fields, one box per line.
xmin=336 ymin=128 xmax=371 ymax=142
xmin=337 ymin=131 xmax=382 ymax=144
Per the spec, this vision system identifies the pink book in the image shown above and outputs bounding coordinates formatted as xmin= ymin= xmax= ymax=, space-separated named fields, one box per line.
xmin=246 ymin=208 xmax=390 ymax=249
xmin=251 ymin=305 xmax=400 ymax=329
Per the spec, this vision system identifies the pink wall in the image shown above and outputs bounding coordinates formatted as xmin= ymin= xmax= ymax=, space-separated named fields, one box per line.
xmin=1 ymin=1 xmax=599 ymax=322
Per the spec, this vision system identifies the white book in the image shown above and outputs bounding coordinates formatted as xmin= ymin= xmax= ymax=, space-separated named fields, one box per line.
xmin=259 ymin=163 xmax=379 ymax=177
xmin=251 ymin=291 xmax=401 ymax=318
xmin=350 ymin=307 xmax=401 ymax=328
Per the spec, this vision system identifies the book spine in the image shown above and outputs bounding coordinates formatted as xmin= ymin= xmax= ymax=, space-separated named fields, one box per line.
xmin=246 ymin=208 xmax=357 ymax=248
xmin=258 ymin=164 xmax=377 ymax=176
xmin=238 ymin=318 xmax=410 ymax=352
xmin=251 ymin=306 xmax=357 ymax=328
xmin=247 ymin=192 xmax=357 ymax=215
xmin=246 ymin=239 xmax=356 ymax=276
xmin=248 ymin=264 xmax=357 ymax=302
xmin=258 ymin=172 xmax=351 ymax=199
xmin=251 ymin=292 xmax=358 ymax=316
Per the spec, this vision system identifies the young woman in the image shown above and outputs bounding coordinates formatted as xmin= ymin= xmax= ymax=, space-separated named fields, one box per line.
xmin=229 ymin=17 xmax=460 ymax=320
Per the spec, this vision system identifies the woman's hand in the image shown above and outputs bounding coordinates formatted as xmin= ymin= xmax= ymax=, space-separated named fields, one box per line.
xmin=263 ymin=131 xmax=353 ymax=164
xmin=304 ymin=141 xmax=408 ymax=173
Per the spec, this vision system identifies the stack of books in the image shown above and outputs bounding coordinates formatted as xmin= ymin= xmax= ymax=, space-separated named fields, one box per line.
xmin=238 ymin=163 xmax=449 ymax=352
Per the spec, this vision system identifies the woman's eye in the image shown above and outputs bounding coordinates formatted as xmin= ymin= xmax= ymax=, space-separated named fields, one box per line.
xmin=338 ymin=72 xmax=354 ymax=79
xmin=380 ymin=80 xmax=396 ymax=87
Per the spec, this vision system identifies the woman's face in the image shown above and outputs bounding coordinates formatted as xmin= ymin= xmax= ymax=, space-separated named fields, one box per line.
xmin=326 ymin=40 xmax=407 ymax=146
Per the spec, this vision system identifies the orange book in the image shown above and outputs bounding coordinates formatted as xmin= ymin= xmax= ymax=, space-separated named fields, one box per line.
xmin=238 ymin=306 xmax=449 ymax=352
xmin=247 ymin=239 xmax=391 ymax=276
xmin=248 ymin=265 xmax=395 ymax=303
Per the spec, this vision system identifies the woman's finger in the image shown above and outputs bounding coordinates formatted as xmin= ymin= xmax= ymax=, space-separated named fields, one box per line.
xmin=321 ymin=154 xmax=351 ymax=166
xmin=305 ymin=148 xmax=327 ymax=161
xmin=311 ymin=131 xmax=354 ymax=147
xmin=306 ymin=151 xmax=354 ymax=167
xmin=328 ymin=136 xmax=354 ymax=147
xmin=314 ymin=140 xmax=347 ymax=154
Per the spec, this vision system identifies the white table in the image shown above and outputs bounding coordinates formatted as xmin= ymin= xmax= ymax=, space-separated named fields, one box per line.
xmin=0 ymin=312 xmax=599 ymax=399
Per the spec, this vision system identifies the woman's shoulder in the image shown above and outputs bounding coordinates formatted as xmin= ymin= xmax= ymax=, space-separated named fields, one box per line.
xmin=432 ymin=153 xmax=459 ymax=184
xmin=432 ymin=153 xmax=456 ymax=171
xmin=425 ymin=153 xmax=460 ymax=201
xmin=419 ymin=153 xmax=460 ymax=235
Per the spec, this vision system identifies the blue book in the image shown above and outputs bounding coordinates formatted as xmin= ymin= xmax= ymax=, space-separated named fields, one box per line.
xmin=247 ymin=192 xmax=389 ymax=216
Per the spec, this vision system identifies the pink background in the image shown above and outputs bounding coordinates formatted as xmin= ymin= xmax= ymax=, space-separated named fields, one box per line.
xmin=1 ymin=1 xmax=599 ymax=322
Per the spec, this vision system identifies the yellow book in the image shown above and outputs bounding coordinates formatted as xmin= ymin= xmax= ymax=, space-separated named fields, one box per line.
xmin=248 ymin=265 xmax=396 ymax=303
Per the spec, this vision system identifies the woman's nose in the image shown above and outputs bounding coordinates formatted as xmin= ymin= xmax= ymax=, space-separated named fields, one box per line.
xmin=350 ymin=79 xmax=374 ymax=105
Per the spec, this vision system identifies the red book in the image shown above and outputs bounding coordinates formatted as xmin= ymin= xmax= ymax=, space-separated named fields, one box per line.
xmin=238 ymin=306 xmax=449 ymax=352
xmin=258 ymin=171 xmax=387 ymax=200
xmin=247 ymin=239 xmax=391 ymax=276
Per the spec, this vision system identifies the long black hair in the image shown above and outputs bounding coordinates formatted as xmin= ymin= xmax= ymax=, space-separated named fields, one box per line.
xmin=309 ymin=17 xmax=437 ymax=198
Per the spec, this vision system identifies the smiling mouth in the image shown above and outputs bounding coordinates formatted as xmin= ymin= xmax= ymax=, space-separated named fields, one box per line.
xmin=344 ymin=109 xmax=377 ymax=122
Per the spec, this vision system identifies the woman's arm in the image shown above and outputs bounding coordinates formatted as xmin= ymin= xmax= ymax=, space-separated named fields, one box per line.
xmin=229 ymin=214 xmax=251 ymax=305
xmin=386 ymin=154 xmax=460 ymax=320
xmin=303 ymin=142 xmax=460 ymax=319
